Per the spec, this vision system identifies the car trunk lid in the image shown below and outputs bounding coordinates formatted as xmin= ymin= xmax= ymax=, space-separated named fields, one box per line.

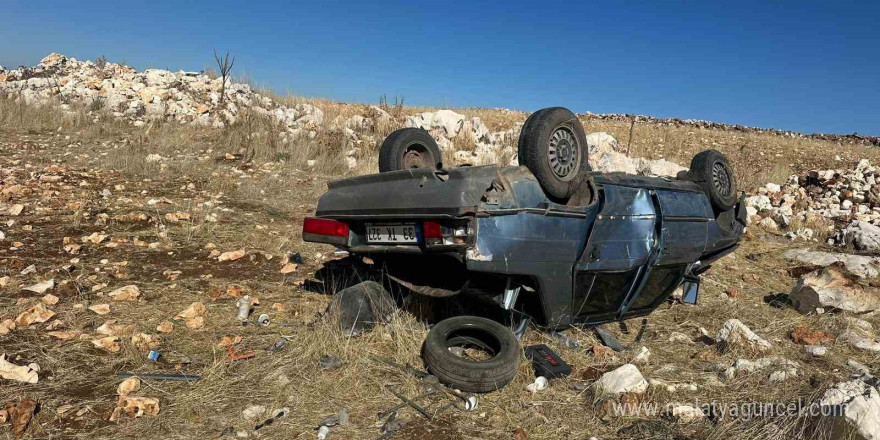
xmin=315 ymin=165 xmax=501 ymax=219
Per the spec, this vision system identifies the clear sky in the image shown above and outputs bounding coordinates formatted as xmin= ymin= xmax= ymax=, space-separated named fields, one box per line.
xmin=1 ymin=0 xmax=877 ymax=135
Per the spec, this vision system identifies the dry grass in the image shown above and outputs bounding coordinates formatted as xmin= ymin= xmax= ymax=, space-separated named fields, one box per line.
xmin=0 ymin=96 xmax=878 ymax=440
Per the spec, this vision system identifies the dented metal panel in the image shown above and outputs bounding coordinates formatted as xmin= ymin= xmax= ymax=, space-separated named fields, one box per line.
xmin=577 ymin=185 xmax=656 ymax=271
xmin=655 ymin=190 xmax=712 ymax=265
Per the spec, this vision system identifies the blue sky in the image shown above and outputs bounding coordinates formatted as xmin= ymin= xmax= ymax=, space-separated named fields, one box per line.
xmin=1 ymin=1 xmax=878 ymax=135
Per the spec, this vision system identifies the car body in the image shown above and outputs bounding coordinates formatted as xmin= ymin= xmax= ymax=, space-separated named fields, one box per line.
xmin=304 ymin=164 xmax=746 ymax=329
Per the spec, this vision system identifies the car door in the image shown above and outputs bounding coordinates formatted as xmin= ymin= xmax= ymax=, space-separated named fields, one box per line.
xmin=571 ymin=184 xmax=658 ymax=324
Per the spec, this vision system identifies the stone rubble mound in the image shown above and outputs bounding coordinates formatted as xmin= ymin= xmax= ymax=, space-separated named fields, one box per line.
xmin=582 ymin=112 xmax=880 ymax=147
xmin=0 ymin=53 xmax=324 ymax=134
xmin=746 ymin=159 xmax=880 ymax=247
xmin=0 ymin=54 xmax=690 ymax=175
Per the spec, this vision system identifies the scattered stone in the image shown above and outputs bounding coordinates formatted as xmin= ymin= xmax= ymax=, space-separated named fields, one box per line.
xmin=218 ymin=250 xmax=246 ymax=262
xmin=174 ymin=302 xmax=207 ymax=329
xmin=108 ymin=285 xmax=140 ymax=301
xmin=110 ymin=396 xmax=160 ymax=421
xmin=789 ymin=267 xmax=880 ymax=314
xmin=318 ymin=355 xmax=343 ymax=370
xmin=117 ymin=376 xmax=141 ymax=395
xmin=0 ymin=354 xmax=39 ymax=383
xmin=819 ymin=375 xmax=880 ymax=440
xmin=841 ymin=330 xmax=880 ymax=353
xmin=242 ymin=404 xmax=267 ymax=421
xmin=14 ymin=302 xmax=55 ymax=326
xmin=632 ymin=346 xmax=651 ymax=364
xmin=4 ymin=399 xmax=37 ymax=435
xmin=89 ymin=304 xmax=111 ymax=315
xmin=790 ymin=324 xmax=833 ymax=345
xmin=716 ymin=319 xmax=772 ymax=353
xmin=92 ymin=336 xmax=121 ymax=353
xmin=784 ymin=249 xmax=880 ymax=280
xmin=803 ymin=345 xmax=827 ymax=357
xmin=721 ymin=356 xmax=799 ymax=381
xmin=22 ymin=279 xmax=55 ymax=294
xmin=668 ymin=332 xmax=693 ymax=344
xmin=665 ymin=405 xmax=705 ymax=423
xmin=156 ymin=321 xmax=174 ymax=334
xmin=41 ymin=294 xmax=59 ymax=305
xmin=591 ymin=364 xmax=648 ymax=396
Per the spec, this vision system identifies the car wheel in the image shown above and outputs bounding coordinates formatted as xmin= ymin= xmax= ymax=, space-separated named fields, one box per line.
xmin=689 ymin=149 xmax=737 ymax=211
xmin=329 ymin=281 xmax=396 ymax=336
xmin=517 ymin=107 xmax=590 ymax=199
xmin=422 ymin=315 xmax=520 ymax=393
xmin=378 ymin=128 xmax=443 ymax=172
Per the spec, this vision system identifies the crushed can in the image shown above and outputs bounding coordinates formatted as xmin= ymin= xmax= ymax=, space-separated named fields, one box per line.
xmin=257 ymin=314 xmax=270 ymax=326
xmin=148 ymin=350 xmax=161 ymax=362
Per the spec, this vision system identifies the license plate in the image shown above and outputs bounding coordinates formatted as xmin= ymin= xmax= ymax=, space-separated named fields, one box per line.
xmin=365 ymin=223 xmax=419 ymax=244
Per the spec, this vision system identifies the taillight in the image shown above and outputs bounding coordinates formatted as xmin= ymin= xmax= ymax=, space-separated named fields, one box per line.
xmin=303 ymin=217 xmax=349 ymax=245
xmin=423 ymin=221 xmax=468 ymax=246
xmin=423 ymin=221 xmax=443 ymax=239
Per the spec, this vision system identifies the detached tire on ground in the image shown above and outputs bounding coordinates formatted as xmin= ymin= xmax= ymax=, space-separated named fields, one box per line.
xmin=689 ymin=149 xmax=737 ymax=211
xmin=329 ymin=281 xmax=396 ymax=336
xmin=517 ymin=107 xmax=590 ymax=199
xmin=378 ymin=128 xmax=443 ymax=172
xmin=422 ymin=316 xmax=520 ymax=393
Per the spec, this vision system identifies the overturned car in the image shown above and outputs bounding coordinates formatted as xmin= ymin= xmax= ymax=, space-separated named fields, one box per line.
xmin=304 ymin=107 xmax=746 ymax=392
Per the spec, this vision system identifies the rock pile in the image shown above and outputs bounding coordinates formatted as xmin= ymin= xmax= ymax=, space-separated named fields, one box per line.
xmin=582 ymin=112 xmax=880 ymax=147
xmin=1 ymin=54 xmax=693 ymax=174
xmin=0 ymin=53 xmax=323 ymax=133
xmin=746 ymin=159 xmax=880 ymax=247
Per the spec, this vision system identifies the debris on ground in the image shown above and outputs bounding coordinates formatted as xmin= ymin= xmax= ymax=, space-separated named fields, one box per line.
xmin=1 ymin=400 xmax=37 ymax=435
xmin=109 ymin=396 xmax=160 ymax=422
xmin=0 ymin=354 xmax=39 ymax=384
xmin=318 ymin=355 xmax=343 ymax=371
xmin=14 ymin=302 xmax=55 ymax=327
xmin=174 ymin=302 xmax=207 ymax=329
xmin=108 ymin=284 xmax=140 ymax=301
xmin=789 ymin=266 xmax=880 ymax=314
xmin=591 ymin=364 xmax=648 ymax=396
xmin=715 ymin=319 xmax=772 ymax=352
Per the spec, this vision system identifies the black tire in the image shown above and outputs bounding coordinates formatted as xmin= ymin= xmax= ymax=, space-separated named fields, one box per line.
xmin=689 ymin=150 xmax=737 ymax=211
xmin=329 ymin=281 xmax=396 ymax=336
xmin=378 ymin=128 xmax=443 ymax=172
xmin=517 ymin=107 xmax=590 ymax=199
xmin=422 ymin=316 xmax=520 ymax=393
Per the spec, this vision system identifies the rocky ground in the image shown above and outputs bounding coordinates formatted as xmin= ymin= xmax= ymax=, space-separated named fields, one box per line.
xmin=0 ymin=55 xmax=879 ymax=440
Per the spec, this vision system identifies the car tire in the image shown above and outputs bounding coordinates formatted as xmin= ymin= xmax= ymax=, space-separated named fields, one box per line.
xmin=378 ymin=128 xmax=443 ymax=172
xmin=689 ymin=149 xmax=737 ymax=211
xmin=329 ymin=281 xmax=396 ymax=336
xmin=517 ymin=107 xmax=590 ymax=199
xmin=422 ymin=315 xmax=520 ymax=393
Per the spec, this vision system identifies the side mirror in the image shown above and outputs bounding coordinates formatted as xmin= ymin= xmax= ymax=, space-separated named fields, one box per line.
xmin=681 ymin=278 xmax=700 ymax=305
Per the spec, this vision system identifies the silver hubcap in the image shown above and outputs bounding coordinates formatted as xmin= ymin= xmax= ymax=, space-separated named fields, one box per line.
xmin=548 ymin=127 xmax=579 ymax=180
xmin=712 ymin=162 xmax=732 ymax=197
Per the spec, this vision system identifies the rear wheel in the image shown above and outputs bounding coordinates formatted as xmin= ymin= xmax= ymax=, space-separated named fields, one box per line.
xmin=517 ymin=107 xmax=590 ymax=199
xmin=689 ymin=150 xmax=737 ymax=211
xmin=378 ymin=128 xmax=443 ymax=172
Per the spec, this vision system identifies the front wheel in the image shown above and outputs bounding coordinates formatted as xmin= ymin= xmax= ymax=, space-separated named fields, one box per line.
xmin=517 ymin=107 xmax=590 ymax=199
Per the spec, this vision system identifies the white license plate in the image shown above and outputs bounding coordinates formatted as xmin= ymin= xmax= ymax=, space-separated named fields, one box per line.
xmin=366 ymin=223 xmax=419 ymax=244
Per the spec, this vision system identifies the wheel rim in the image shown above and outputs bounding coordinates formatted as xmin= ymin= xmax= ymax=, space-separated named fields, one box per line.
xmin=548 ymin=126 xmax=580 ymax=181
xmin=712 ymin=162 xmax=733 ymax=197
xmin=401 ymin=144 xmax=433 ymax=169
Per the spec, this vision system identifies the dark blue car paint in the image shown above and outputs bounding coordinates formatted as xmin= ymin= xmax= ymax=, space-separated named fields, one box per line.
xmin=312 ymin=165 xmax=743 ymax=329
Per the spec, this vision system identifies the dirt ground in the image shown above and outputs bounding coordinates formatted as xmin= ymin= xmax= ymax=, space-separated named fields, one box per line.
xmin=1 ymin=115 xmax=878 ymax=440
